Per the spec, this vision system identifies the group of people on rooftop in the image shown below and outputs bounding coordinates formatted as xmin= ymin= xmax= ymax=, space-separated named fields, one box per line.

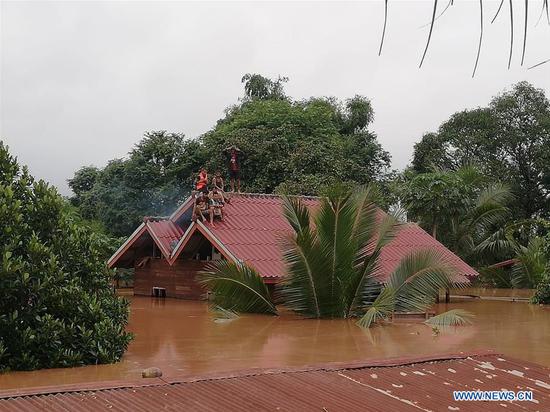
xmin=191 ymin=145 xmax=244 ymax=227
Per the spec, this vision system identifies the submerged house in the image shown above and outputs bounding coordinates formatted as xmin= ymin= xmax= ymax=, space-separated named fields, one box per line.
xmin=108 ymin=193 xmax=478 ymax=299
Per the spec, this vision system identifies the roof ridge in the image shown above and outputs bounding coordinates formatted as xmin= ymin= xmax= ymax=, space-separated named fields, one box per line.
xmin=143 ymin=216 xmax=170 ymax=222
xmin=231 ymin=192 xmax=322 ymax=200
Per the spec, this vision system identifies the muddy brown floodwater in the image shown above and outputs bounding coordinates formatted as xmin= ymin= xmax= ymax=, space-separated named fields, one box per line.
xmin=1 ymin=296 xmax=550 ymax=390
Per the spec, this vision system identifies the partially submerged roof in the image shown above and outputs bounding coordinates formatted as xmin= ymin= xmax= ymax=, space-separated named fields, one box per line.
xmin=108 ymin=218 xmax=184 ymax=268
xmin=109 ymin=193 xmax=478 ymax=282
xmin=1 ymin=351 xmax=547 ymax=411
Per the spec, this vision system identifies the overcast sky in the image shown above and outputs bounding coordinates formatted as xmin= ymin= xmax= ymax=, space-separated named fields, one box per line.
xmin=1 ymin=1 xmax=549 ymax=195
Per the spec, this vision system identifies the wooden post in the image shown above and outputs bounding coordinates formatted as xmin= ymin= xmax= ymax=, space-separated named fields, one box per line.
xmin=445 ymin=288 xmax=450 ymax=303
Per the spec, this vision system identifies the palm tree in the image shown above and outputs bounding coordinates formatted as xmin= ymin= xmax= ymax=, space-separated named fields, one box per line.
xmin=511 ymin=237 xmax=548 ymax=289
xmin=449 ymin=182 xmax=513 ymax=263
xmin=200 ymin=185 xmax=468 ymax=327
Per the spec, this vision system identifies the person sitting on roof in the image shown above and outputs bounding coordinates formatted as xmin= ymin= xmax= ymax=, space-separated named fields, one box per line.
xmin=192 ymin=192 xmax=208 ymax=223
xmin=195 ymin=168 xmax=208 ymax=193
xmin=208 ymin=187 xmax=225 ymax=226
xmin=212 ymin=170 xmax=230 ymax=203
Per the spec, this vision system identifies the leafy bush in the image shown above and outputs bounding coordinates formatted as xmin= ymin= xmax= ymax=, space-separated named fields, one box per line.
xmin=531 ymin=274 xmax=550 ymax=305
xmin=0 ymin=142 xmax=132 ymax=372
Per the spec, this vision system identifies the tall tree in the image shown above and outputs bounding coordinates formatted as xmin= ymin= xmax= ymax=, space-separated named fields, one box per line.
xmin=411 ymin=82 xmax=550 ymax=219
xmin=70 ymin=131 xmax=204 ymax=236
xmin=70 ymin=76 xmax=393 ymax=236
xmin=401 ymin=166 xmax=512 ymax=265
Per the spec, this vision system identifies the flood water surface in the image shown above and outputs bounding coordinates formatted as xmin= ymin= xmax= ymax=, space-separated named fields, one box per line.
xmin=1 ymin=296 xmax=550 ymax=390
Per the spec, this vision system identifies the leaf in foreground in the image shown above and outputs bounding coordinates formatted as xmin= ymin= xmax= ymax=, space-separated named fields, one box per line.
xmin=425 ymin=309 xmax=474 ymax=327
xmin=199 ymin=260 xmax=278 ymax=315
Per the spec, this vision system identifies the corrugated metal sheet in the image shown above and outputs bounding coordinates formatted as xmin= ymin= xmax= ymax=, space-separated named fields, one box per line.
xmin=206 ymin=194 xmax=478 ymax=282
xmin=1 ymin=353 xmax=548 ymax=411
xmin=110 ymin=193 xmax=478 ymax=282
xmin=145 ymin=219 xmax=184 ymax=257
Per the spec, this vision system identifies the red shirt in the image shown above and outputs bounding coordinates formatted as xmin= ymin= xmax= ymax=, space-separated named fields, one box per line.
xmin=230 ymin=152 xmax=239 ymax=171
xmin=196 ymin=171 xmax=208 ymax=190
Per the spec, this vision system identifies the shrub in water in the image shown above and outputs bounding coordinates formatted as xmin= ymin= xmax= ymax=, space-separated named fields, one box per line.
xmin=0 ymin=142 xmax=132 ymax=371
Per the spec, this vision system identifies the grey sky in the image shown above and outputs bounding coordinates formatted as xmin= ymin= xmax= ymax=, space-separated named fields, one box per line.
xmin=1 ymin=1 xmax=549 ymax=195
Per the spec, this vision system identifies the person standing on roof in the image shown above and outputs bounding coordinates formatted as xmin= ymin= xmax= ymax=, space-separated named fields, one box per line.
xmin=224 ymin=145 xmax=243 ymax=193
xmin=195 ymin=168 xmax=208 ymax=194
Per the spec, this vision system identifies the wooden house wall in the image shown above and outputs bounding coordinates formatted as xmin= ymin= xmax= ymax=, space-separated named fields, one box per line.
xmin=134 ymin=258 xmax=207 ymax=300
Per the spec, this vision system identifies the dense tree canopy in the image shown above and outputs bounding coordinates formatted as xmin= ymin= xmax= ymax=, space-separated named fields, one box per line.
xmin=70 ymin=75 xmax=392 ymax=236
xmin=0 ymin=143 xmax=132 ymax=371
xmin=411 ymin=82 xmax=550 ymax=220
xmin=401 ymin=166 xmax=512 ymax=266
xmin=66 ymin=77 xmax=550 ymax=293
xmin=69 ymin=131 xmax=204 ymax=236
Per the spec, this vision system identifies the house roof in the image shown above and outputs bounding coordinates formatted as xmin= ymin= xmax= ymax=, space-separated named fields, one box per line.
xmin=145 ymin=218 xmax=184 ymax=259
xmin=109 ymin=193 xmax=478 ymax=282
xmin=107 ymin=218 xmax=183 ymax=267
xmin=1 ymin=351 xmax=548 ymax=411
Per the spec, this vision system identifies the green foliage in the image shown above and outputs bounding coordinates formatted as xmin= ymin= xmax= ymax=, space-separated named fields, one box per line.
xmin=425 ymin=309 xmax=474 ymax=327
xmin=357 ymin=250 xmax=460 ymax=328
xmin=69 ymin=131 xmax=203 ymax=236
xmin=280 ymin=185 xmax=398 ymax=318
xmin=531 ymin=274 xmax=550 ymax=304
xmin=0 ymin=142 xmax=132 ymax=372
xmin=401 ymin=166 xmax=512 ymax=266
xmin=411 ymin=82 xmax=550 ymax=220
xmin=511 ymin=237 xmax=548 ymax=289
xmin=199 ymin=260 xmax=278 ymax=315
xmin=69 ymin=76 xmax=392 ymax=237
xmin=201 ymin=94 xmax=390 ymax=196
xmin=241 ymin=73 xmax=288 ymax=101
xmin=199 ymin=185 xmax=462 ymax=327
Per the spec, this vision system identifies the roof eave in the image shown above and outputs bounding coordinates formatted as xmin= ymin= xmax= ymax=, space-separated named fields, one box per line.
xmin=107 ymin=223 xmax=147 ymax=268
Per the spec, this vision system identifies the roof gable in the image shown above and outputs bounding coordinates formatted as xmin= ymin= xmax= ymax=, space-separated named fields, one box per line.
xmin=108 ymin=219 xmax=183 ymax=268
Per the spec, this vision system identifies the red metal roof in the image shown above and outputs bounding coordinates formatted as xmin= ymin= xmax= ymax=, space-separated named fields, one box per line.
xmin=145 ymin=218 xmax=184 ymax=259
xmin=109 ymin=193 xmax=478 ymax=282
xmin=108 ymin=219 xmax=184 ymax=267
xmin=197 ymin=194 xmax=478 ymax=282
xmin=1 ymin=352 xmax=547 ymax=411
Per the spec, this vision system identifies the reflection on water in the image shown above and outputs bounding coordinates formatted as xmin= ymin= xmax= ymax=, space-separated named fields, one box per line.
xmin=1 ymin=296 xmax=549 ymax=390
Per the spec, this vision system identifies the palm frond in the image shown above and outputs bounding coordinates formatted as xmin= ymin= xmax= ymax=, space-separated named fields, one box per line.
xmin=419 ymin=0 xmax=453 ymax=29
xmin=351 ymin=185 xmax=380 ymax=251
xmin=511 ymin=237 xmax=548 ymax=288
xmin=535 ymin=0 xmax=549 ymax=26
xmin=378 ymin=0 xmax=388 ymax=56
xmin=356 ymin=287 xmax=395 ymax=328
xmin=472 ymin=0 xmax=484 ymax=77
xmin=474 ymin=226 xmax=517 ymax=257
xmin=419 ymin=0 xmax=439 ymax=68
xmin=211 ymin=305 xmax=239 ymax=320
xmin=508 ymin=0 xmax=514 ymax=69
xmin=280 ymin=232 xmax=325 ymax=317
xmin=528 ymin=58 xmax=550 ymax=69
xmin=282 ymin=196 xmax=311 ymax=235
xmin=347 ymin=186 xmax=399 ymax=315
xmin=281 ymin=196 xmax=331 ymax=317
xmin=425 ymin=309 xmax=474 ymax=327
xmin=199 ymin=260 xmax=277 ymax=315
xmin=521 ymin=0 xmax=528 ymax=66
xmin=491 ymin=0 xmax=504 ymax=23
xmin=389 ymin=250 xmax=457 ymax=312
xmin=315 ymin=190 xmax=358 ymax=315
